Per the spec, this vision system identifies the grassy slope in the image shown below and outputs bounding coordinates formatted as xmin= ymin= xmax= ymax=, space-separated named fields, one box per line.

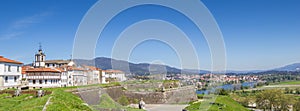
xmin=0 ymin=94 xmax=50 ymax=111
xmin=185 ymin=96 xmax=249 ymax=111
xmin=46 ymin=89 xmax=91 ymax=111
xmin=91 ymin=93 xmax=144 ymax=111
xmin=0 ymin=82 xmax=143 ymax=111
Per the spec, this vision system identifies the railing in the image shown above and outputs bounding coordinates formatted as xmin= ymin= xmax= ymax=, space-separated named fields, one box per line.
xmin=26 ymin=76 xmax=60 ymax=79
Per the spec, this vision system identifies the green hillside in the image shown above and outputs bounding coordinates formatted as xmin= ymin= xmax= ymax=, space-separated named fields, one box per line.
xmin=185 ymin=95 xmax=249 ymax=111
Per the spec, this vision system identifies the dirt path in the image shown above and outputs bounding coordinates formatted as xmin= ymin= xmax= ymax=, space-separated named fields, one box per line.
xmin=145 ymin=104 xmax=188 ymax=111
xmin=42 ymin=96 xmax=52 ymax=111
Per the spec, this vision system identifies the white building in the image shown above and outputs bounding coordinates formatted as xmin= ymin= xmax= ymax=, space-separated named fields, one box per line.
xmin=45 ymin=60 xmax=75 ymax=68
xmin=100 ymin=70 xmax=107 ymax=84
xmin=22 ymin=46 xmax=63 ymax=89
xmin=66 ymin=66 xmax=87 ymax=86
xmin=104 ymin=70 xmax=126 ymax=82
xmin=24 ymin=67 xmax=62 ymax=89
xmin=59 ymin=68 xmax=68 ymax=87
xmin=0 ymin=56 xmax=23 ymax=89
xmin=83 ymin=66 xmax=101 ymax=85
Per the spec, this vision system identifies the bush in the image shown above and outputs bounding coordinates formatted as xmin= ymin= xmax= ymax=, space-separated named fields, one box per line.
xmin=197 ymin=94 xmax=204 ymax=99
xmin=118 ymin=95 xmax=129 ymax=106
xmin=217 ymin=88 xmax=229 ymax=96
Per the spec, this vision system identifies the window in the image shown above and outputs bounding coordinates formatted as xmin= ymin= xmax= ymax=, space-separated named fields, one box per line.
xmin=17 ymin=66 xmax=20 ymax=72
xmin=39 ymin=80 xmax=42 ymax=84
xmin=33 ymin=80 xmax=36 ymax=84
xmin=5 ymin=76 xmax=8 ymax=83
xmin=14 ymin=76 xmax=17 ymax=82
xmin=4 ymin=65 xmax=6 ymax=72
xmin=45 ymin=80 xmax=47 ymax=84
xmin=8 ymin=65 xmax=11 ymax=72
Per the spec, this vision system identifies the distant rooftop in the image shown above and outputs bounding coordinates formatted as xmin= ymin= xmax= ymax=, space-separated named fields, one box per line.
xmin=45 ymin=60 xmax=71 ymax=64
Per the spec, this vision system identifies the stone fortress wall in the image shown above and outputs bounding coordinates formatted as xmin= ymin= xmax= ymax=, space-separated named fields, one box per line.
xmin=72 ymin=81 xmax=197 ymax=105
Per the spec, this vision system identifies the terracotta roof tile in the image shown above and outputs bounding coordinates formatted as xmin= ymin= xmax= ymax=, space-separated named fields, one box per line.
xmin=24 ymin=67 xmax=61 ymax=73
xmin=104 ymin=70 xmax=124 ymax=73
xmin=0 ymin=56 xmax=22 ymax=64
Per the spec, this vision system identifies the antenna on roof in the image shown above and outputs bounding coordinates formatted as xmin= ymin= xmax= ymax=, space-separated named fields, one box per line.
xmin=39 ymin=42 xmax=42 ymax=51
xmin=70 ymin=54 xmax=73 ymax=61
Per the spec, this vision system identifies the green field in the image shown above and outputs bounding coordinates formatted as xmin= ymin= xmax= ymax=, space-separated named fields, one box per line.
xmin=277 ymin=81 xmax=300 ymax=85
xmin=185 ymin=96 xmax=249 ymax=111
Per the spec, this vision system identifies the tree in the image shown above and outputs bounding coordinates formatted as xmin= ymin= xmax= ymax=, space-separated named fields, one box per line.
xmin=256 ymin=89 xmax=295 ymax=111
xmin=294 ymin=99 xmax=300 ymax=111
xmin=217 ymin=88 xmax=229 ymax=95
xmin=285 ymin=88 xmax=290 ymax=94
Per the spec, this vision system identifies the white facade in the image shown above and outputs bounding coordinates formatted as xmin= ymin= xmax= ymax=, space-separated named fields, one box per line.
xmin=100 ymin=70 xmax=107 ymax=84
xmin=105 ymin=70 xmax=127 ymax=82
xmin=0 ymin=60 xmax=22 ymax=89
xmin=25 ymin=70 xmax=62 ymax=89
xmin=27 ymin=78 xmax=61 ymax=88
xmin=67 ymin=70 xmax=87 ymax=86
xmin=60 ymin=71 xmax=68 ymax=87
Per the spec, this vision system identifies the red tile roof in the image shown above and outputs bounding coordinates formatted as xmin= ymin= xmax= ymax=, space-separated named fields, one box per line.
xmin=67 ymin=66 xmax=85 ymax=71
xmin=22 ymin=66 xmax=32 ymax=74
xmin=0 ymin=56 xmax=22 ymax=64
xmin=83 ymin=65 xmax=100 ymax=70
xmin=23 ymin=67 xmax=61 ymax=73
xmin=104 ymin=70 xmax=124 ymax=73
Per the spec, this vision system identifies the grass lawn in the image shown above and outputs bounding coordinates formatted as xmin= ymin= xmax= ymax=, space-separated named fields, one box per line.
xmin=276 ymin=81 xmax=300 ymax=85
xmin=0 ymin=93 xmax=50 ymax=111
xmin=185 ymin=95 xmax=249 ymax=111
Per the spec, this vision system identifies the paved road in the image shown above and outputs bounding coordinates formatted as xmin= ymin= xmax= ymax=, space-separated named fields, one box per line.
xmin=145 ymin=104 xmax=188 ymax=111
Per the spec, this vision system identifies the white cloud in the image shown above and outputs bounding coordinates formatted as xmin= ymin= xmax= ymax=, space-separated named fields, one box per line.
xmin=0 ymin=11 xmax=52 ymax=41
xmin=0 ymin=32 xmax=24 ymax=40
xmin=11 ymin=11 xmax=52 ymax=29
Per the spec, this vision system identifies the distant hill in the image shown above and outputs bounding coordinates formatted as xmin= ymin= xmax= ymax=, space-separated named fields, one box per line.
xmin=220 ymin=63 xmax=300 ymax=74
xmin=74 ymin=57 xmax=205 ymax=75
xmin=73 ymin=57 xmax=300 ymax=75
xmin=272 ymin=63 xmax=300 ymax=71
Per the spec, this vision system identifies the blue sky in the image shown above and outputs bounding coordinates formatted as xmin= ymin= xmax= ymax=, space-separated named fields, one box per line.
xmin=0 ymin=0 xmax=300 ymax=71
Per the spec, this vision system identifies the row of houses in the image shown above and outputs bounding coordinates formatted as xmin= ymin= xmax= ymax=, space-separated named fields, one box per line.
xmin=0 ymin=48 xmax=126 ymax=90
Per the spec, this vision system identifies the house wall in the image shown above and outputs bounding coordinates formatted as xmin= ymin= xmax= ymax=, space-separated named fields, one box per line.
xmin=60 ymin=72 xmax=68 ymax=87
xmin=70 ymin=70 xmax=87 ymax=86
xmin=105 ymin=73 xmax=126 ymax=82
xmin=28 ymin=79 xmax=61 ymax=89
xmin=0 ymin=63 xmax=22 ymax=88
xmin=100 ymin=71 xmax=107 ymax=84
xmin=0 ymin=76 xmax=3 ymax=89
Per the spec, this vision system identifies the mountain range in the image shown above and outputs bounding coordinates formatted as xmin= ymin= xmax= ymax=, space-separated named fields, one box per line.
xmin=74 ymin=57 xmax=300 ymax=74
xmin=74 ymin=57 xmax=210 ymax=75
xmin=272 ymin=63 xmax=300 ymax=72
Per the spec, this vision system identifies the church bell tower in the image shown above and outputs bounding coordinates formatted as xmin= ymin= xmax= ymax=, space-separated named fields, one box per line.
xmin=34 ymin=43 xmax=46 ymax=68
